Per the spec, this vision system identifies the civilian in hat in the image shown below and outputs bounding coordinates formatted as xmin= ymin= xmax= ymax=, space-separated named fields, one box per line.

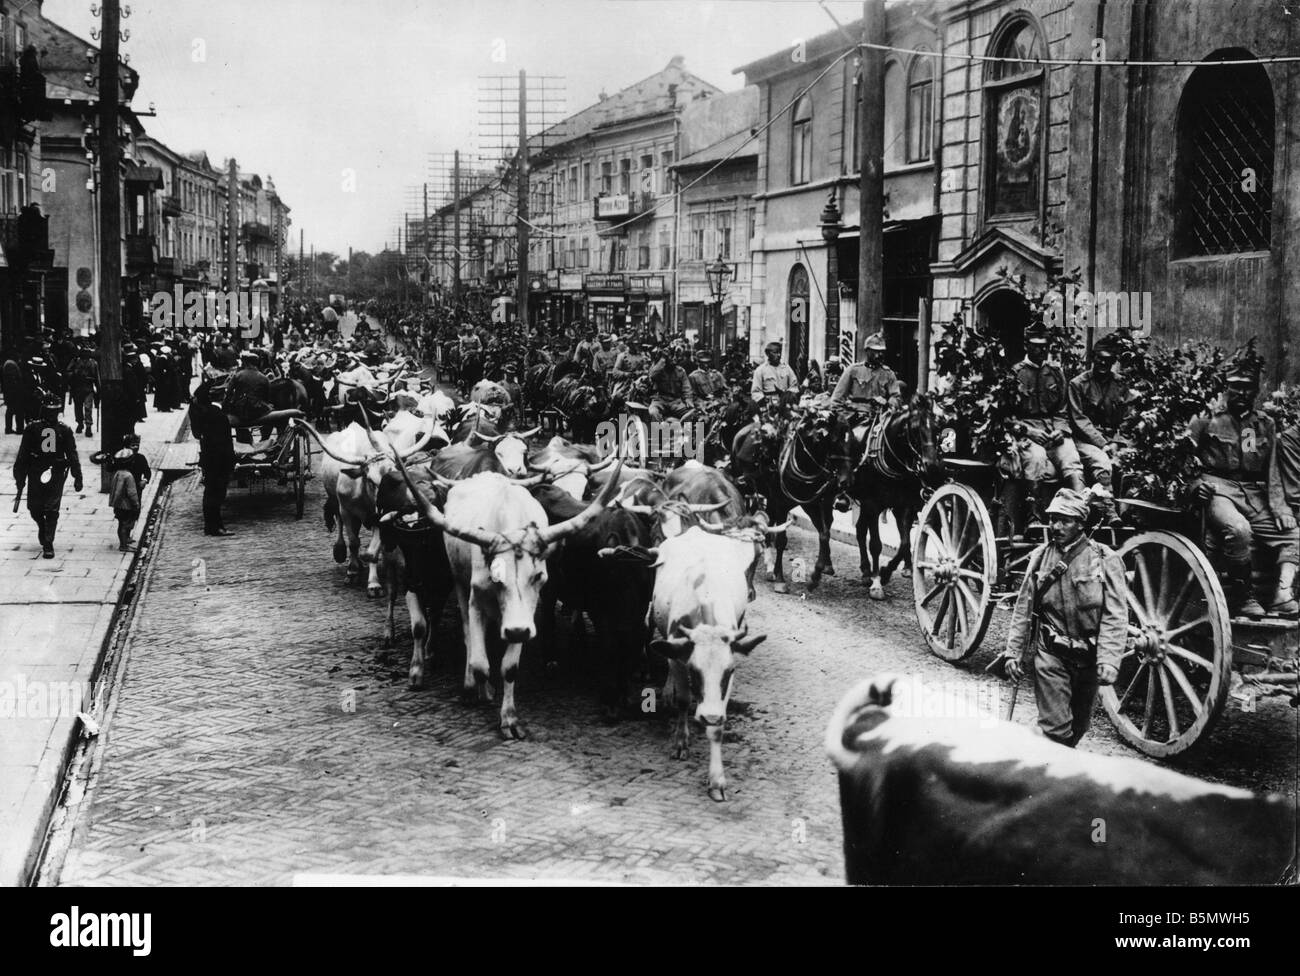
xmin=153 ymin=343 xmax=179 ymax=413
xmin=750 ymin=341 xmax=799 ymax=402
xmin=210 ymin=334 xmax=239 ymax=371
xmin=1189 ymin=361 xmax=1299 ymax=616
xmin=1010 ymin=321 xmax=1084 ymax=494
xmin=188 ymin=378 xmax=235 ymax=537
xmin=992 ymin=487 xmax=1126 ymax=747
xmin=121 ymin=343 xmax=148 ymax=425
xmin=224 ymin=349 xmax=273 ymax=429
xmin=13 ymin=394 xmax=83 ymax=558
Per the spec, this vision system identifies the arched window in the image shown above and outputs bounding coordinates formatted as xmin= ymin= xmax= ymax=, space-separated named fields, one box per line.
xmin=787 ymin=263 xmax=810 ymax=367
xmin=983 ymin=15 xmax=1046 ymax=218
xmin=906 ymin=53 xmax=934 ymax=163
xmin=791 ymin=95 xmax=813 ymax=186
xmin=1173 ymin=50 xmax=1274 ymax=256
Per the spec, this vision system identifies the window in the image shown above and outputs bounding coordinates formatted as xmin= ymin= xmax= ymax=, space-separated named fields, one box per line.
xmin=556 ymin=173 xmax=565 ymax=205
xmin=566 ymin=237 xmax=576 ymax=268
xmin=906 ymin=55 xmax=934 ymax=163
xmin=579 ymin=235 xmax=590 ymax=268
xmin=658 ymin=225 xmax=671 ymax=268
xmin=16 ymin=148 xmax=28 ymax=206
xmin=791 ymin=95 xmax=813 ymax=185
xmin=615 ymin=238 xmax=627 ymax=271
xmin=619 ymin=158 xmax=631 ymax=195
xmin=690 ymin=214 xmax=706 ymax=261
xmin=0 ymin=14 xmax=8 ymax=64
xmin=640 ymin=154 xmax=653 ymax=172
xmin=747 ymin=207 xmax=756 ymax=244
xmin=568 ymin=165 xmax=578 ymax=202
xmin=637 ymin=230 xmax=650 ymax=270
xmin=600 ymin=161 xmax=612 ymax=193
xmin=1173 ymin=52 xmax=1274 ymax=256
xmin=715 ymin=212 xmax=733 ymax=259
xmin=983 ymin=16 xmax=1047 ymax=218
xmin=661 ymin=150 xmax=674 ymax=169
xmin=582 ymin=162 xmax=591 ymax=199
xmin=15 ymin=22 xmax=25 ymax=55
xmin=1 ymin=147 xmax=16 ymax=212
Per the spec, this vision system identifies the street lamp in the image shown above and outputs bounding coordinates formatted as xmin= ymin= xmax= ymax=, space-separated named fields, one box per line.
xmin=706 ymin=251 xmax=731 ymax=356
xmin=819 ymin=187 xmax=843 ymax=363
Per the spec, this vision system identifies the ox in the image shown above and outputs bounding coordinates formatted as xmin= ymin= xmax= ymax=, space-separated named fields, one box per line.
xmin=648 ymin=526 xmax=767 ymax=801
xmin=825 ymin=674 xmax=1298 ymax=885
xmin=394 ymin=456 xmax=624 ymax=737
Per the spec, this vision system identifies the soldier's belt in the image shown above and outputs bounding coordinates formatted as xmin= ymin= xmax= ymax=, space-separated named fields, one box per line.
xmin=1042 ymin=625 xmax=1096 ymax=661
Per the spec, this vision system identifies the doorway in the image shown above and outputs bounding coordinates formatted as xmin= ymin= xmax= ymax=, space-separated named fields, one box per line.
xmin=976 ymin=288 xmax=1032 ymax=363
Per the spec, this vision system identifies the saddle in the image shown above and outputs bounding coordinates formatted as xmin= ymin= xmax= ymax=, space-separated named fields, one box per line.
xmin=856 ymin=409 xmax=894 ymax=468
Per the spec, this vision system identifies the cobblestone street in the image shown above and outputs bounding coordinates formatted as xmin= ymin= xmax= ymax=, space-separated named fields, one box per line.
xmin=42 ymin=462 xmax=1297 ymax=886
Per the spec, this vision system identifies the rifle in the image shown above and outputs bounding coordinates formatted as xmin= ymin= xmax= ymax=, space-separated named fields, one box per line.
xmin=12 ymin=476 xmax=23 ymax=513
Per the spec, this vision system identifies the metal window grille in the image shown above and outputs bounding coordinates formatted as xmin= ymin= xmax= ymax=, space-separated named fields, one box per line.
xmin=1180 ymin=65 xmax=1273 ymax=255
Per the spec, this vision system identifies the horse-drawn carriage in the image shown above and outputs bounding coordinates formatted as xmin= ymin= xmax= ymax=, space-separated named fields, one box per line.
xmin=912 ymin=456 xmax=1299 ymax=757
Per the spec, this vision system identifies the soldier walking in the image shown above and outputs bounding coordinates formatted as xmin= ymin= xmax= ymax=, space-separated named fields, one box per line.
xmin=13 ymin=395 xmax=83 ymax=558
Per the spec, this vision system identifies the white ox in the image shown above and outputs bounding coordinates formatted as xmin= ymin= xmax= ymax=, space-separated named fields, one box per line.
xmin=396 ymin=458 xmax=622 ymax=738
xmin=300 ymin=417 xmax=440 ymax=602
xmin=825 ymin=674 xmax=1297 ymax=885
xmin=648 ymin=526 xmax=766 ymax=801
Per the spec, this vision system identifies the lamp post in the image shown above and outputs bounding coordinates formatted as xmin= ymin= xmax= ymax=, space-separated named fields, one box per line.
xmin=705 ymin=252 xmax=731 ymax=357
xmin=819 ymin=187 xmax=843 ymax=363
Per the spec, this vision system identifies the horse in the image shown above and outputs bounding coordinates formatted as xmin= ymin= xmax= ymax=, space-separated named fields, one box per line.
xmin=843 ymin=394 xmax=944 ymax=599
xmin=776 ymin=405 xmax=841 ymax=590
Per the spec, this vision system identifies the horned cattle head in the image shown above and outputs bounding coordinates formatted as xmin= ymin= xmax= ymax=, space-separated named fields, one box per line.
xmin=467 ymin=426 xmax=541 ymax=477
xmin=652 ymin=624 xmax=767 ymax=726
xmin=297 ymin=419 xmax=437 ymax=487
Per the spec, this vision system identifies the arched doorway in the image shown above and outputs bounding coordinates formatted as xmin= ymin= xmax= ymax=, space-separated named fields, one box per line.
xmin=976 ymin=287 xmax=1031 ymax=363
xmin=787 ymin=263 xmax=809 ymax=373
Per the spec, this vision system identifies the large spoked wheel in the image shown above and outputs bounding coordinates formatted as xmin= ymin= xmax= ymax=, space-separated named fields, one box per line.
xmin=1101 ymin=531 xmax=1232 ymax=758
xmin=292 ymin=431 xmax=306 ymax=520
xmin=913 ymin=483 xmax=997 ymax=662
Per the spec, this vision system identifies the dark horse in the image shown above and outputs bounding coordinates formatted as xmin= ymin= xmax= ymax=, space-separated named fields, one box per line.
xmin=842 ymin=394 xmax=944 ymax=598
xmin=730 ymin=397 xmax=837 ymax=593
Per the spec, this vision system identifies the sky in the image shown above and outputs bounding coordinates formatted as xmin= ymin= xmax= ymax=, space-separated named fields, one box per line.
xmin=42 ymin=0 xmax=867 ymax=257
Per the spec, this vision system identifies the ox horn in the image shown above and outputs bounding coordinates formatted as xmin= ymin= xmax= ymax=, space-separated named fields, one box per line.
xmin=587 ymin=454 xmax=617 ymax=473
xmin=390 ymin=447 xmax=498 ymax=548
xmin=509 ymin=472 xmax=547 ymax=488
xmin=515 ymin=426 xmax=542 ymax=440
xmin=468 ymin=430 xmax=506 ymax=447
xmin=697 ymin=521 xmax=727 ymax=533
xmin=687 ymin=501 xmax=728 ymax=514
xmin=763 ymin=520 xmax=792 ymax=534
xmin=395 ymin=427 xmax=436 ymax=460
xmin=294 ymin=420 xmax=370 ymax=465
xmin=537 ymin=457 xmax=625 ymax=546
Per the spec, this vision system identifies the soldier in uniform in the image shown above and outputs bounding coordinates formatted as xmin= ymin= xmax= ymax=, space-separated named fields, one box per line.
xmin=648 ymin=346 xmax=695 ymax=422
xmin=688 ymin=350 xmax=727 ymax=402
xmin=1190 ymin=361 xmax=1299 ymax=616
xmin=610 ymin=338 xmax=648 ymax=380
xmin=749 ymin=341 xmax=799 ymax=403
xmin=830 ymin=332 xmax=902 ymax=414
xmin=1010 ymin=322 xmax=1084 ymax=493
xmin=13 ymin=394 xmax=83 ymax=558
xmin=1068 ymin=336 xmax=1129 ymax=486
xmin=67 ymin=340 xmax=99 ymax=437
xmin=992 ymin=488 xmax=1127 ymax=747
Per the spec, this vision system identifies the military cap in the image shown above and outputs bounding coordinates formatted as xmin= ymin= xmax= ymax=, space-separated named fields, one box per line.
xmin=863 ymin=332 xmax=887 ymax=352
xmin=1045 ymin=487 xmax=1089 ymax=521
xmin=1024 ymin=322 xmax=1050 ymax=345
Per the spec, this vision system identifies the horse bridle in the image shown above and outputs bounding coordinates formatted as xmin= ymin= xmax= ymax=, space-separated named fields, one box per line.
xmin=779 ymin=418 xmax=845 ymax=505
xmin=866 ymin=407 xmax=931 ymax=482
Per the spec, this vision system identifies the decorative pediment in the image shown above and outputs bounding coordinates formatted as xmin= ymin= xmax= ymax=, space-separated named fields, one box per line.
xmin=951 ymin=224 xmax=1062 ymax=278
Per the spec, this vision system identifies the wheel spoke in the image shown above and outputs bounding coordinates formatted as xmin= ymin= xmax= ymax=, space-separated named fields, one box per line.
xmin=956 ymin=567 xmax=988 ymax=584
xmin=1161 ymin=571 xmax=1197 ymax=630
xmin=920 ymin=583 xmax=945 ymax=608
xmin=920 ymin=524 xmax=949 ymax=559
xmin=1162 ymin=657 xmax=1205 ymax=719
xmin=952 ymin=582 xmax=969 ymax=645
xmin=1126 ymin=589 xmax=1153 ymax=628
xmin=1157 ymin=665 xmax=1181 ymax=740
xmin=1117 ymin=661 xmax=1149 ymax=711
xmin=936 ymin=501 xmax=954 ymax=552
xmin=1135 ymin=552 xmax=1159 ymax=623
xmin=930 ymin=588 xmax=952 ymax=636
xmin=1164 ymin=642 xmax=1214 ymax=672
xmin=1155 ymin=547 xmax=1171 ymax=618
xmin=1141 ymin=670 xmax=1157 ymax=737
xmin=956 ymin=540 xmax=982 ymax=567
xmin=945 ymin=587 xmax=958 ymax=648
xmin=954 ymin=578 xmax=982 ymax=615
xmin=1164 ymin=615 xmax=1211 ymax=643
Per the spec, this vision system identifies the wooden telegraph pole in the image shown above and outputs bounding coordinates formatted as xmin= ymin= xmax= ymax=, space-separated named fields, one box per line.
xmin=453 ymin=149 xmax=461 ymax=303
xmin=96 ymin=0 xmax=125 ymax=491
xmin=857 ymin=0 xmax=885 ymax=362
xmin=516 ymin=68 xmax=529 ymax=328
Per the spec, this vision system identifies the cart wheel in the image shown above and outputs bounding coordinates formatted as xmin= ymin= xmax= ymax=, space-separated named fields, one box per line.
xmin=622 ymin=415 xmax=650 ymax=467
xmin=293 ymin=432 xmax=305 ymax=520
xmin=913 ymin=483 xmax=997 ymax=662
xmin=1101 ymin=531 xmax=1231 ymax=758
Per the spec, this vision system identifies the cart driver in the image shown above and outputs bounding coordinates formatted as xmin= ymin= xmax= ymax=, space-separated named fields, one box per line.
xmin=991 ymin=487 xmax=1127 ymax=748
xmin=1011 ymin=322 xmax=1084 ymax=493
xmin=1189 ymin=360 xmax=1299 ymax=617
xmin=224 ymin=349 xmax=273 ymax=428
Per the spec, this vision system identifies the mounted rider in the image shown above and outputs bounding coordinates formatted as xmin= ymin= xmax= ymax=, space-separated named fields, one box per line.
xmin=647 ymin=346 xmax=695 ymax=422
xmin=1189 ymin=359 xmax=1299 ymax=617
xmin=830 ymin=332 xmax=903 ymax=507
xmin=749 ymin=341 xmax=799 ymax=404
xmin=688 ymin=350 xmax=727 ymax=402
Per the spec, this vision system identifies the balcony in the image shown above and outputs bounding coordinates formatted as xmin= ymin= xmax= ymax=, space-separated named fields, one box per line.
xmin=125 ymin=234 xmax=158 ymax=274
xmin=242 ymin=221 xmax=273 ymax=243
xmin=161 ymin=194 xmax=182 ymax=217
xmin=0 ymin=208 xmax=53 ymax=268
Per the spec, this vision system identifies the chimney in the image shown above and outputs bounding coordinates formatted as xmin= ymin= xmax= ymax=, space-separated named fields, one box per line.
xmin=667 ymin=55 xmax=685 ymax=70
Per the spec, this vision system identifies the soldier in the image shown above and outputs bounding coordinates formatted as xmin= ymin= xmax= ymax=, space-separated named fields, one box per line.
xmin=831 ymin=333 xmax=902 ymax=412
xmin=592 ymin=333 xmax=618 ymax=377
xmin=224 ymin=349 xmax=272 ymax=428
xmin=67 ymin=340 xmax=99 ymax=437
xmin=648 ymin=346 xmax=695 ymax=422
xmin=992 ymin=488 xmax=1126 ymax=748
xmin=13 ymin=394 xmax=83 ymax=558
xmin=1189 ymin=361 xmax=1299 ymax=616
xmin=750 ymin=341 xmax=799 ymax=403
xmin=1011 ymin=322 xmax=1084 ymax=493
xmin=1068 ymin=335 xmax=1129 ymax=487
xmin=688 ymin=350 xmax=727 ymax=402
xmin=610 ymin=338 xmax=648 ymax=380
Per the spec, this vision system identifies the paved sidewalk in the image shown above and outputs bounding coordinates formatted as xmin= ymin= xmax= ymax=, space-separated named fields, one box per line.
xmin=0 ymin=398 xmax=190 ymax=887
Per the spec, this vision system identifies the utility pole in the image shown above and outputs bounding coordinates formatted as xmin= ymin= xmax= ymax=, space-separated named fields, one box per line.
xmin=453 ymin=149 xmax=461 ymax=302
xmin=857 ymin=0 xmax=885 ymax=362
xmin=227 ymin=157 xmax=239 ymax=338
xmin=96 ymin=0 xmax=124 ymax=492
xmin=516 ymin=68 xmax=529 ymax=328
xmin=401 ymin=214 xmax=408 ymax=305
xmin=423 ymin=183 xmax=429 ymax=306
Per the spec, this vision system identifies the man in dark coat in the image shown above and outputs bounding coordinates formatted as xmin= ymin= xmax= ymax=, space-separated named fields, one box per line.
xmin=66 ymin=342 xmax=99 ymax=437
xmin=2 ymin=351 xmax=28 ymax=434
xmin=189 ymin=378 xmax=235 ymax=536
xmin=13 ymin=395 xmax=83 ymax=557
xmin=122 ymin=343 xmax=148 ymax=424
xmin=152 ymin=345 xmax=178 ymax=412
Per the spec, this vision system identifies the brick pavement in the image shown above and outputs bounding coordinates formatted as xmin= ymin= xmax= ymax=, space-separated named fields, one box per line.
xmin=0 ymin=396 xmax=190 ymax=887
xmin=52 ymin=473 xmax=863 ymax=885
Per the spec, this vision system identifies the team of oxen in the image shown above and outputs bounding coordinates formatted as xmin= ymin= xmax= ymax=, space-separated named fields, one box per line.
xmin=292 ymin=363 xmax=790 ymax=800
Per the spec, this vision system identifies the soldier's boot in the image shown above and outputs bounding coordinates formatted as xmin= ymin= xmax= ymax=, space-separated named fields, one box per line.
xmin=43 ymin=514 xmax=59 ymax=559
xmin=1226 ymin=561 xmax=1265 ymax=618
xmin=1267 ymin=561 xmax=1299 ymax=616
xmin=33 ymin=514 xmax=47 ymax=550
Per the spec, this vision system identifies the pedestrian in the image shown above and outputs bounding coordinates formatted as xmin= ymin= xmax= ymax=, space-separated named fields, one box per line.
xmin=106 ymin=432 xmax=151 ymax=551
xmin=13 ymin=394 xmax=83 ymax=558
xmin=990 ymin=488 xmax=1126 ymax=748
xmin=2 ymin=349 xmax=28 ymax=434
xmin=122 ymin=343 xmax=148 ymax=425
xmin=188 ymin=378 xmax=235 ymax=537
xmin=67 ymin=340 xmax=99 ymax=437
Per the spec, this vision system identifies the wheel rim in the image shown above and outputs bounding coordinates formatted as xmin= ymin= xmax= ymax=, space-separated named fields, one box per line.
xmin=913 ymin=483 xmax=996 ymax=662
xmin=1101 ymin=531 xmax=1231 ymax=757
